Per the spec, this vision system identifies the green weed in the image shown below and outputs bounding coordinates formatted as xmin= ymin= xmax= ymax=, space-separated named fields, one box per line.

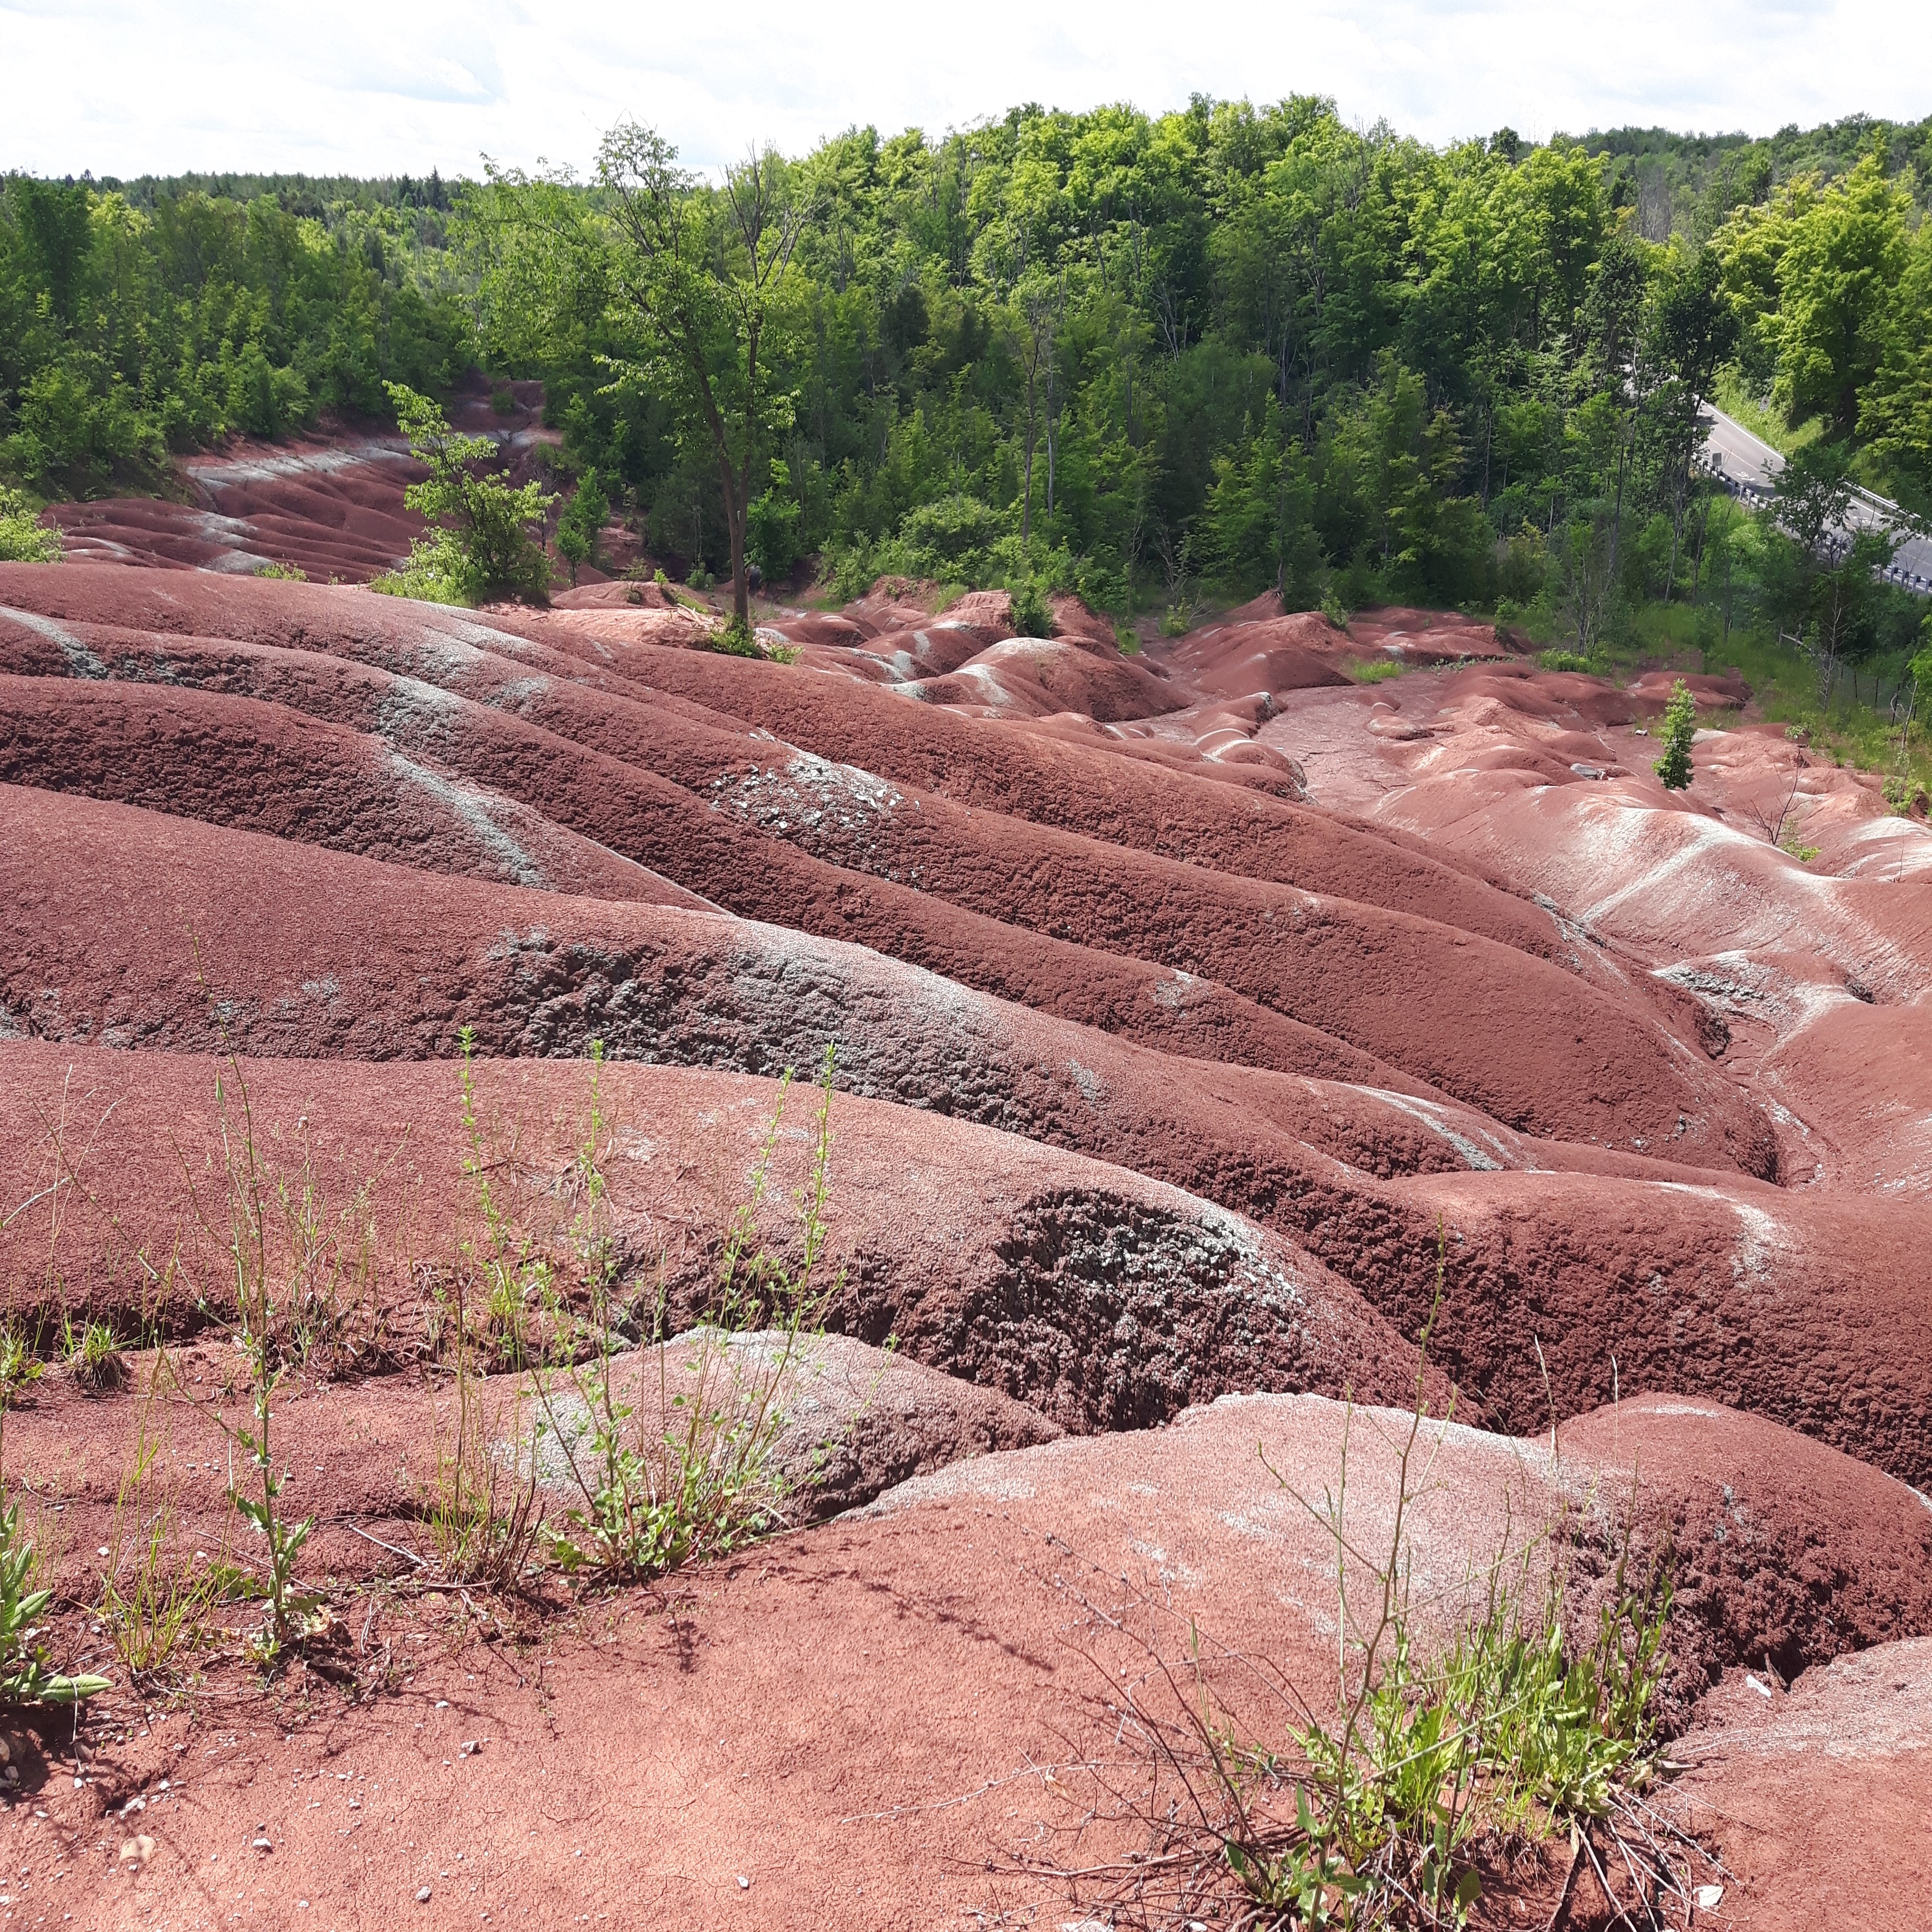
xmin=533 ymin=1043 xmax=842 ymax=1583
xmin=97 ymin=1356 xmax=225 ymax=1680
xmin=0 ymin=1499 xmax=108 ymax=1707
xmin=0 ymin=1329 xmax=41 ymax=1405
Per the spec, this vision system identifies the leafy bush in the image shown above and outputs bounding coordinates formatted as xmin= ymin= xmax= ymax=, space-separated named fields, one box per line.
xmin=370 ymin=384 xmax=553 ymax=607
xmin=0 ymin=487 xmax=60 ymax=563
xmin=255 ymin=559 xmax=306 ymax=581
xmin=1537 ymin=647 xmax=1601 ymax=674
xmin=1654 ymin=678 xmax=1698 ymax=789
xmin=1007 ymin=576 xmax=1053 ymax=637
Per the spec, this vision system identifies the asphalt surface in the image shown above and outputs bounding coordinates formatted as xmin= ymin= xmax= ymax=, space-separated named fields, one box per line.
xmin=1698 ymin=403 xmax=1932 ymax=590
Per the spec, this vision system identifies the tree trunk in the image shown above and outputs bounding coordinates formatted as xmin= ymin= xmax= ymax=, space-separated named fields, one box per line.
xmin=1021 ymin=356 xmax=1038 ymax=548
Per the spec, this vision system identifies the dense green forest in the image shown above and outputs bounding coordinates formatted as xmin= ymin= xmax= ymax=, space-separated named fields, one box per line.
xmin=3 ymin=102 xmax=1929 ymax=709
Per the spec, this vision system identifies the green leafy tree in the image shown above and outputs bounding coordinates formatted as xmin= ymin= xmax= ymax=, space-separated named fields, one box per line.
xmin=1716 ymin=151 xmax=1909 ymax=437
xmin=0 ymin=485 xmax=60 ymax=562
xmin=376 ymin=383 xmax=554 ymax=605
xmin=555 ymin=468 xmax=608 ymax=584
xmin=595 ymin=124 xmax=812 ymax=633
xmin=1654 ymin=677 xmax=1697 ymax=789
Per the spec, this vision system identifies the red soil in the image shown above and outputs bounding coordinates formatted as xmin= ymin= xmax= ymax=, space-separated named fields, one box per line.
xmin=42 ymin=383 xmax=560 ymax=585
xmin=12 ymin=1393 xmax=1930 ymax=1931
xmin=1 ymin=544 xmax=1928 ymax=1925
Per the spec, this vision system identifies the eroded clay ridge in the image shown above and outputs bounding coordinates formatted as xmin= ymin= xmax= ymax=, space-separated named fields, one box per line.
xmin=3 ymin=560 xmax=1930 ymax=1490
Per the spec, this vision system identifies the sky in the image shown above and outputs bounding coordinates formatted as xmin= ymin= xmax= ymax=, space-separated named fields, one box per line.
xmin=3 ymin=0 xmax=1928 ymax=181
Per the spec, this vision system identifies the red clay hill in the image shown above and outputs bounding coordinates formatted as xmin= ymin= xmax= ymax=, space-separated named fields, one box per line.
xmin=0 ymin=535 xmax=1928 ymax=1929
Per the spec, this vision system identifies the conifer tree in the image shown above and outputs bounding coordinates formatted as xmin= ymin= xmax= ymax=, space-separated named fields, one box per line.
xmin=1655 ymin=678 xmax=1698 ymax=790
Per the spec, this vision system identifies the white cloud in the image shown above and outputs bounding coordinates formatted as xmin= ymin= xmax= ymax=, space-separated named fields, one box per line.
xmin=1 ymin=0 xmax=1925 ymax=181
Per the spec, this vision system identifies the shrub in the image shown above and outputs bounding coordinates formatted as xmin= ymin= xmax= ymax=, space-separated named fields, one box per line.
xmin=0 ymin=487 xmax=61 ymax=564
xmin=255 ymin=560 xmax=307 ymax=581
xmin=1346 ymin=658 xmax=1404 ymax=684
xmin=370 ymin=384 xmax=554 ymax=607
xmin=1537 ymin=648 xmax=1600 ymax=674
xmin=707 ymin=616 xmax=765 ymax=659
xmin=1007 ymin=576 xmax=1053 ymax=638
xmin=555 ymin=470 xmax=608 ymax=585
xmin=1654 ymin=678 xmax=1698 ymax=790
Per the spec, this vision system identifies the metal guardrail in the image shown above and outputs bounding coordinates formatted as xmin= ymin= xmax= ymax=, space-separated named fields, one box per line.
xmin=1690 ymin=444 xmax=1932 ymax=597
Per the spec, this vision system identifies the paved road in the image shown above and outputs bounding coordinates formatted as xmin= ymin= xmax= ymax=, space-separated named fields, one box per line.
xmin=1697 ymin=402 xmax=1932 ymax=591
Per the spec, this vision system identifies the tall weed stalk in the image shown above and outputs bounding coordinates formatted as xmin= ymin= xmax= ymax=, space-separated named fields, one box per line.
xmin=535 ymin=1041 xmax=842 ymax=1581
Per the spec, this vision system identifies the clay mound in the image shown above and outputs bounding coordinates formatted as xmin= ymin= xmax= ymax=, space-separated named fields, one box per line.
xmin=49 ymin=435 xmax=429 ymax=583
xmin=1627 ymin=666 xmax=1753 ymax=712
xmin=1347 ymin=1166 xmax=1932 ymax=1487
xmin=550 ymin=580 xmax=685 ymax=610
xmin=0 ymin=738 xmax=1769 ymax=1175
xmin=874 ymin=1388 xmax=1932 ymax=1708
xmin=0 ymin=558 xmax=557 ymax=665
xmin=1347 ymin=604 xmax=1524 ymax=663
xmin=842 ymin=617 xmax=996 ymax=680
xmin=1665 ymin=1639 xmax=1932 ymax=1931
xmin=0 ymin=1042 xmax=1433 ymax=1434
xmin=908 ymin=634 xmax=1182 ymax=722
xmin=1167 ymin=606 xmax=1356 ymax=697
xmin=0 ymin=666 xmax=1475 ymax=1098
xmin=558 ymin=632 xmax=1566 ymax=957
xmin=757 ymin=609 xmax=873 ymax=650
xmin=0 ymin=602 xmax=1777 ymax=1170
xmin=1559 ymin=1393 xmax=1932 ymax=1690
xmin=0 ymin=1331 xmax=1064 ymax=1603
xmin=23 ymin=1372 xmax=1932 ymax=1929
xmin=533 ymin=600 xmax=720 ymax=648
xmin=840 ymin=575 xmax=948 ymax=634
xmin=0 ymin=676 xmax=704 ymax=906
xmin=12 ymin=786 xmax=1706 ymax=1210
xmin=0 ymin=564 xmax=1546 ymax=941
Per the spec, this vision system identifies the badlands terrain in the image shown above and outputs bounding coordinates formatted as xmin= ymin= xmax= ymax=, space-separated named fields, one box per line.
xmin=0 ymin=456 xmax=1929 ymax=1927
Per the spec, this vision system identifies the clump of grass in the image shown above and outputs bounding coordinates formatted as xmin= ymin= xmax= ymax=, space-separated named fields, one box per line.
xmin=532 ymin=1043 xmax=842 ymax=1582
xmin=97 ymin=1356 xmax=225 ymax=1681
xmin=63 ymin=1316 xmax=126 ymax=1391
xmin=1345 ymin=658 xmax=1405 ymax=684
xmin=255 ymin=560 xmax=307 ymax=581
xmin=1031 ymin=1258 xmax=1703 ymax=1931
xmin=0 ymin=1329 xmax=41 ymax=1406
